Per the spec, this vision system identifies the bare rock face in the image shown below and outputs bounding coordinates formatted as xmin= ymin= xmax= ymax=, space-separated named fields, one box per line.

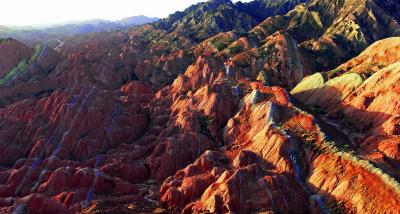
xmin=2 ymin=39 xmax=399 ymax=212
xmin=0 ymin=43 xmax=60 ymax=107
xmin=145 ymin=57 xmax=241 ymax=181
xmin=338 ymin=63 xmax=400 ymax=133
xmin=160 ymin=67 xmax=400 ymax=213
xmin=146 ymin=132 xmax=214 ymax=181
xmin=161 ymin=150 xmax=310 ymax=213
xmin=0 ymin=86 xmax=150 ymax=164
xmin=256 ymin=31 xmax=306 ymax=89
xmin=0 ymin=82 xmax=154 ymax=213
xmin=291 ymin=38 xmax=400 ymax=181
xmin=12 ymin=193 xmax=74 ymax=214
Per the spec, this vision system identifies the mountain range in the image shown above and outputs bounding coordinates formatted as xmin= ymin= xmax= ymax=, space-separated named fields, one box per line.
xmin=0 ymin=0 xmax=399 ymax=213
xmin=0 ymin=15 xmax=159 ymax=47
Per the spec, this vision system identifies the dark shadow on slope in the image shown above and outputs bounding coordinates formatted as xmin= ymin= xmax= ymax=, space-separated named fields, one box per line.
xmin=290 ymin=86 xmax=400 ymax=180
xmin=290 ymin=85 xmax=392 ymax=143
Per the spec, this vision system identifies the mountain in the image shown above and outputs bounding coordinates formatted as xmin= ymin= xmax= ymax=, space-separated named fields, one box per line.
xmin=0 ymin=40 xmax=59 ymax=107
xmin=43 ymin=16 xmax=160 ymax=35
xmin=154 ymin=0 xmax=309 ymax=42
xmin=0 ymin=0 xmax=308 ymax=107
xmin=0 ymin=0 xmax=399 ymax=213
xmin=0 ymin=38 xmax=33 ymax=78
xmin=250 ymin=0 xmax=400 ymax=72
xmin=158 ymin=36 xmax=400 ymax=213
xmin=190 ymin=0 xmax=400 ymax=89
xmin=117 ymin=15 xmax=159 ymax=26
xmin=0 ymin=15 xmax=160 ymax=47
xmin=154 ymin=0 xmax=258 ymax=41
xmin=291 ymin=37 xmax=400 ymax=141
xmin=236 ymin=0 xmax=309 ymax=21
xmin=0 ymin=26 xmax=9 ymax=32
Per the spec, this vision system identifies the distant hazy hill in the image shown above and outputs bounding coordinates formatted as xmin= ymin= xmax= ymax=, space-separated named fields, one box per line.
xmin=0 ymin=15 xmax=159 ymax=47
xmin=117 ymin=15 xmax=159 ymax=26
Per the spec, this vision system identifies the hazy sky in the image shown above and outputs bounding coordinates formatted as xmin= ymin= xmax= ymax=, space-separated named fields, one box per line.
xmin=0 ymin=0 xmax=249 ymax=26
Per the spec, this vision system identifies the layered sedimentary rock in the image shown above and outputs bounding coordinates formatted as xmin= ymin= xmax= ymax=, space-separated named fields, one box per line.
xmin=291 ymin=37 xmax=400 ymax=195
xmin=161 ymin=62 xmax=400 ymax=213
xmin=0 ymin=82 xmax=153 ymax=213
xmin=0 ymin=43 xmax=60 ymax=107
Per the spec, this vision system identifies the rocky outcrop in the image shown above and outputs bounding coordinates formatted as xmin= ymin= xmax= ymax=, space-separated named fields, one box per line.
xmin=0 ymin=82 xmax=155 ymax=213
xmin=161 ymin=76 xmax=400 ymax=213
xmin=154 ymin=0 xmax=306 ymax=42
xmin=291 ymin=37 xmax=400 ymax=194
xmin=0 ymin=43 xmax=60 ymax=107
xmin=292 ymin=37 xmax=400 ymax=135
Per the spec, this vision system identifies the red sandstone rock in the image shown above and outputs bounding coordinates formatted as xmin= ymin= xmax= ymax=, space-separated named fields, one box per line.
xmin=16 ymin=193 xmax=73 ymax=214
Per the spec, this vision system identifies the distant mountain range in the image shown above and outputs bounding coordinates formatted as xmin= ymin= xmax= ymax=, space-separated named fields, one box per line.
xmin=0 ymin=15 xmax=159 ymax=47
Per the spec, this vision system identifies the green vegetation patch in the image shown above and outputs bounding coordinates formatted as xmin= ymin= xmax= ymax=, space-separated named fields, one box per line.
xmin=210 ymin=34 xmax=235 ymax=51
xmin=324 ymin=73 xmax=363 ymax=101
xmin=0 ymin=60 xmax=29 ymax=86
xmin=0 ymin=38 xmax=14 ymax=43
xmin=30 ymin=44 xmax=44 ymax=62
xmin=227 ymin=45 xmax=243 ymax=56
xmin=199 ymin=114 xmax=214 ymax=139
xmin=291 ymin=72 xmax=325 ymax=95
